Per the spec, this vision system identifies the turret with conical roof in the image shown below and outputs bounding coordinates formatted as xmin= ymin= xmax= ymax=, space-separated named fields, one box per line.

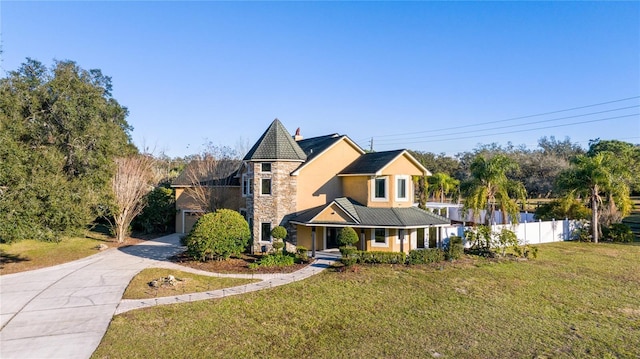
xmin=243 ymin=119 xmax=307 ymax=162
xmin=242 ymin=119 xmax=303 ymax=253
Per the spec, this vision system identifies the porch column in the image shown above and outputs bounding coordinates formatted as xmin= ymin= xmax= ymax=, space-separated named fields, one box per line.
xmin=311 ymin=226 xmax=316 ymax=258
xmin=360 ymin=229 xmax=365 ymax=251
xmin=400 ymin=229 xmax=404 ymax=253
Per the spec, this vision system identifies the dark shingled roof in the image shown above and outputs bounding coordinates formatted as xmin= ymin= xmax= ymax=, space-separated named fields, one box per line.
xmin=243 ymin=119 xmax=307 ymax=161
xmin=296 ymin=134 xmax=342 ymax=162
xmin=291 ymin=197 xmax=450 ymax=227
xmin=339 ymin=150 xmax=405 ymax=175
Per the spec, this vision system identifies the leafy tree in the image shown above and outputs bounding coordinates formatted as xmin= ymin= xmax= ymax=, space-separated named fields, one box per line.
xmin=409 ymin=150 xmax=460 ymax=176
xmin=185 ymin=209 xmax=250 ymax=261
xmin=133 ymin=186 xmax=176 ymax=234
xmin=556 ymin=152 xmax=627 ymax=243
xmin=427 ymin=172 xmax=460 ymax=203
xmin=534 ymin=196 xmax=591 ymax=221
xmin=538 ymin=136 xmax=584 ymax=160
xmin=587 ymin=139 xmax=640 ymax=194
xmin=461 ymin=154 xmax=527 ymax=225
xmin=337 ymin=227 xmax=359 ymax=247
xmin=0 ymin=59 xmax=134 ymax=242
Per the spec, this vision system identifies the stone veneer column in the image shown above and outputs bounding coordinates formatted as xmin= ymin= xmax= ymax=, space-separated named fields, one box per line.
xmin=250 ymin=161 xmax=299 ymax=253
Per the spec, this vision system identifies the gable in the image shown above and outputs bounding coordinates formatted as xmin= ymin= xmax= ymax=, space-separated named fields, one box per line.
xmin=339 ymin=150 xmax=430 ymax=177
xmin=380 ymin=152 xmax=430 ymax=176
xmin=312 ymin=203 xmax=357 ymax=223
xmin=292 ymin=135 xmax=364 ymax=175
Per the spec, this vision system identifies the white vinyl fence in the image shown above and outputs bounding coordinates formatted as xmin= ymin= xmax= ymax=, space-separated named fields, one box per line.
xmin=432 ymin=219 xmax=583 ymax=248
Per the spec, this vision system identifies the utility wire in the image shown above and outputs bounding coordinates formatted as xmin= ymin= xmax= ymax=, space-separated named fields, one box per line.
xmin=358 ymin=96 xmax=640 ymax=142
xmin=372 ymin=105 xmax=639 ymax=143
xmin=368 ymin=113 xmax=639 ymax=147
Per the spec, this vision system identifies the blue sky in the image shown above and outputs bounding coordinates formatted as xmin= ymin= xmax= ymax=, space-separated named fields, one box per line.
xmin=2 ymin=1 xmax=639 ymax=158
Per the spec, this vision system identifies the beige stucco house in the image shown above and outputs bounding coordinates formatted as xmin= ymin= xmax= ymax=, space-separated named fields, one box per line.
xmin=174 ymin=119 xmax=450 ymax=253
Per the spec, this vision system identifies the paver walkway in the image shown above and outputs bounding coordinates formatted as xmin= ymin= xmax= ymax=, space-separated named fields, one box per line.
xmin=0 ymin=234 xmax=338 ymax=359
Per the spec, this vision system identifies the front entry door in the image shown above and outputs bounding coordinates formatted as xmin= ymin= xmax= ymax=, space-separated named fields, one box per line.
xmin=326 ymin=228 xmax=339 ymax=249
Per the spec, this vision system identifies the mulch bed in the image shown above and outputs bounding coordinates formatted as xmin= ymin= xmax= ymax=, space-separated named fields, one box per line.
xmin=170 ymin=252 xmax=310 ymax=274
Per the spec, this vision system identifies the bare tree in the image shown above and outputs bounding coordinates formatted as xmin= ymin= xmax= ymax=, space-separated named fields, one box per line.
xmin=182 ymin=145 xmax=241 ymax=212
xmin=109 ymin=154 xmax=156 ymax=243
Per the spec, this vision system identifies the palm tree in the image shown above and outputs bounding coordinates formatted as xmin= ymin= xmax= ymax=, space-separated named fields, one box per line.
xmin=427 ymin=172 xmax=459 ymax=203
xmin=557 ymin=152 xmax=631 ymax=243
xmin=462 ymin=154 xmax=527 ymax=225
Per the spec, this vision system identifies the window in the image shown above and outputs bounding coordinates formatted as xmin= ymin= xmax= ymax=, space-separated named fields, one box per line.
xmin=261 ymin=163 xmax=272 ymax=172
xmin=261 ymin=178 xmax=272 ymax=195
xmin=395 ymin=175 xmax=409 ymax=201
xmin=372 ymin=228 xmax=387 ymax=247
xmin=239 ymin=209 xmax=247 ymax=220
xmin=372 ymin=177 xmax=388 ymax=201
xmin=261 ymin=222 xmax=272 ymax=242
xmin=242 ymin=175 xmax=253 ymax=196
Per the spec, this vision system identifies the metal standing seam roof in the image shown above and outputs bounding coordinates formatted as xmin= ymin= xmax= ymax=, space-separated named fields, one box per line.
xmin=292 ymin=197 xmax=451 ymax=227
xmin=242 ymin=119 xmax=307 ymax=161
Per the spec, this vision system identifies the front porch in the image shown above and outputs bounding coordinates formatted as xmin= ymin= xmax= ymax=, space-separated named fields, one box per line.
xmin=295 ymin=224 xmax=449 ymax=254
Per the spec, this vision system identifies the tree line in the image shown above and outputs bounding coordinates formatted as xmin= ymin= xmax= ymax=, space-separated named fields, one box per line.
xmin=2 ymin=58 xmax=638 ymax=244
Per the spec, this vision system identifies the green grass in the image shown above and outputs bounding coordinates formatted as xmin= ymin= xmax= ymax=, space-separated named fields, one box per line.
xmin=122 ymin=268 xmax=259 ymax=299
xmin=0 ymin=236 xmax=109 ymax=274
xmin=94 ymin=242 xmax=640 ymax=358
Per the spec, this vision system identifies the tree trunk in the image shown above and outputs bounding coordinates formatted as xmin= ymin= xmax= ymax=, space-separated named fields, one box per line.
xmin=591 ymin=186 xmax=599 ymax=244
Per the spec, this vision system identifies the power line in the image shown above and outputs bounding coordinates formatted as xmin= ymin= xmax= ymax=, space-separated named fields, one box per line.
xmin=368 ymin=113 xmax=639 ymax=147
xmin=358 ymin=95 xmax=640 ymax=142
xmin=372 ymin=105 xmax=639 ymax=143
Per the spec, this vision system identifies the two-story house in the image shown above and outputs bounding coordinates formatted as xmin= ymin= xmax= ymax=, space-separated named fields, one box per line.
xmin=175 ymin=119 xmax=450 ymax=253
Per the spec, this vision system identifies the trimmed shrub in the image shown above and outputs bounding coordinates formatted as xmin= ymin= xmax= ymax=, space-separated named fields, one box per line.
xmin=338 ymin=227 xmax=359 ymax=247
xmin=185 ymin=209 xmax=250 ymax=261
xmin=272 ymin=239 xmax=284 ymax=253
xmin=339 ymin=246 xmax=358 ymax=257
xmin=257 ymin=253 xmax=296 ymax=267
xmin=602 ymin=223 xmax=634 ymax=243
xmin=445 ymin=235 xmax=464 ymax=260
xmin=339 ymin=245 xmax=359 ymax=266
xmin=296 ymin=246 xmax=309 ymax=262
xmin=271 ymin=226 xmax=287 ymax=241
xmin=495 ymin=229 xmax=519 ymax=257
xmin=296 ymin=246 xmax=308 ymax=256
xmin=407 ymin=248 xmax=445 ymax=265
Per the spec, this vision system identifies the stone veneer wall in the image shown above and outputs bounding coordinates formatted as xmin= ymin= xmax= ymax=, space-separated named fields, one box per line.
xmin=249 ymin=161 xmax=300 ymax=253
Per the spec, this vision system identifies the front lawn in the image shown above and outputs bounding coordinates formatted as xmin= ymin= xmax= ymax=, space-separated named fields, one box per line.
xmin=122 ymin=268 xmax=259 ymax=299
xmin=0 ymin=236 xmax=117 ymax=274
xmin=93 ymin=242 xmax=640 ymax=358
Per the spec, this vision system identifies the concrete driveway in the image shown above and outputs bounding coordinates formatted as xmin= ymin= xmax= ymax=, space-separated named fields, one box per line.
xmin=0 ymin=234 xmax=337 ymax=359
xmin=0 ymin=234 xmax=184 ymax=359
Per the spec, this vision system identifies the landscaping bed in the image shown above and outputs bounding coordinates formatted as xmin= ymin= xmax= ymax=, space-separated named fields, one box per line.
xmin=170 ymin=251 xmax=310 ymax=274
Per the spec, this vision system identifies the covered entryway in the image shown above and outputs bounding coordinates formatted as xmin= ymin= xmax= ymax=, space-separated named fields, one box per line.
xmin=325 ymin=227 xmax=339 ymax=249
